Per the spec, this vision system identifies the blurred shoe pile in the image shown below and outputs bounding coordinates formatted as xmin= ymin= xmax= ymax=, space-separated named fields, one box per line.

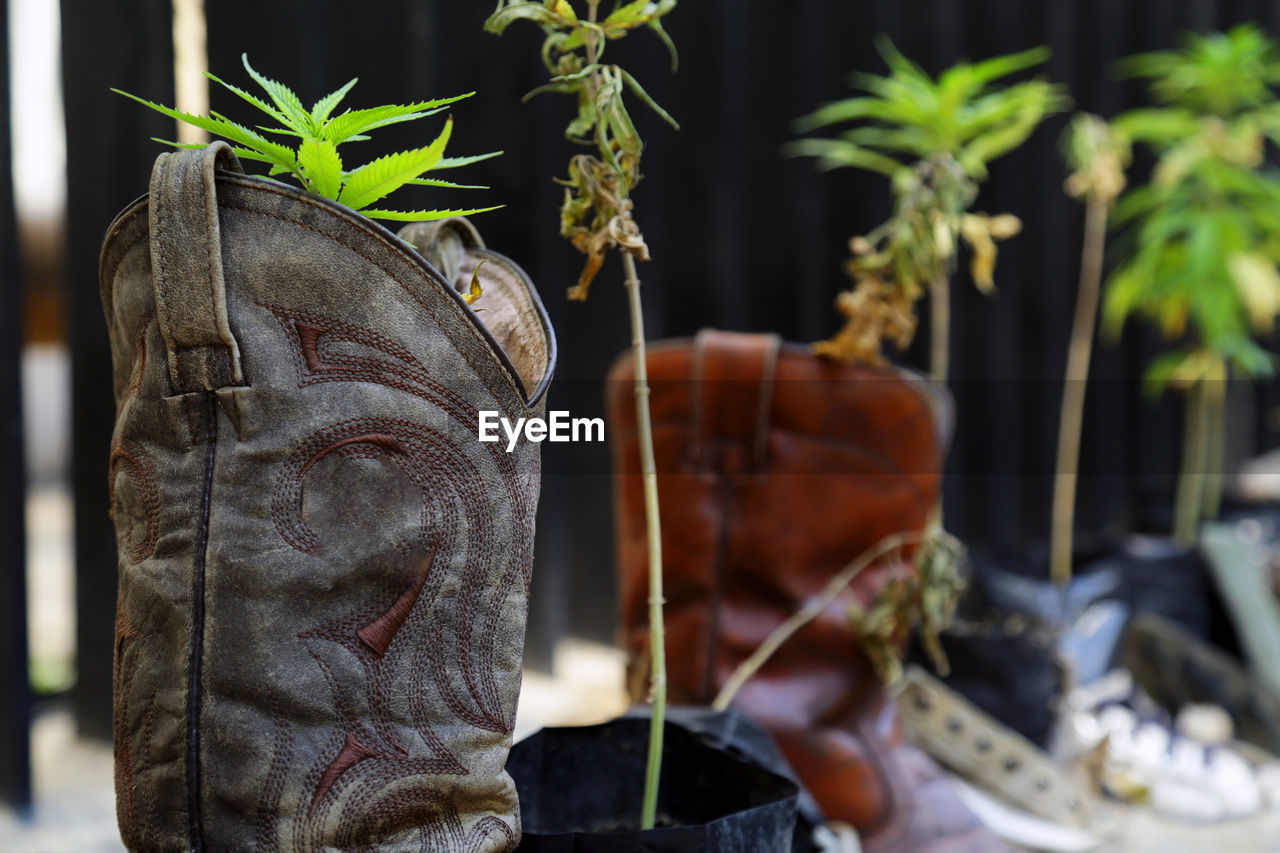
xmin=893 ymin=507 xmax=1280 ymax=852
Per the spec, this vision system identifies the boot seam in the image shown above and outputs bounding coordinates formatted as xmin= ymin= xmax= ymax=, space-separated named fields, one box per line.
xmin=186 ymin=390 xmax=217 ymax=851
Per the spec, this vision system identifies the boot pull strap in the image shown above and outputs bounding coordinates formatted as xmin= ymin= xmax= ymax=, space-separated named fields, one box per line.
xmin=397 ymin=217 xmax=486 ymax=289
xmin=148 ymin=141 xmax=245 ymax=393
xmin=688 ymin=329 xmax=782 ymax=471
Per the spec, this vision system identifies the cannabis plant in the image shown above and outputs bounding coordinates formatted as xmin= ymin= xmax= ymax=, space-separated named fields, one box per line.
xmin=484 ymin=0 xmax=678 ymax=830
xmin=115 ymin=55 xmax=499 ymax=223
xmin=791 ymin=39 xmax=1067 ymax=380
xmin=1051 ymin=114 xmax=1130 ymax=585
xmin=1107 ymin=25 xmax=1280 ymax=544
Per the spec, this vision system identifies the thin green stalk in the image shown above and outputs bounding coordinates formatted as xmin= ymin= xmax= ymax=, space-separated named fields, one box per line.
xmin=579 ymin=2 xmax=664 ymax=828
xmin=1202 ymin=378 xmax=1226 ymax=522
xmin=1174 ymin=381 xmax=1209 ymax=545
xmin=1050 ymin=197 xmax=1108 ymax=585
xmin=711 ymin=530 xmax=926 ymax=711
xmin=622 ymin=249 xmax=666 ymax=830
xmin=930 ymin=272 xmax=950 ymax=383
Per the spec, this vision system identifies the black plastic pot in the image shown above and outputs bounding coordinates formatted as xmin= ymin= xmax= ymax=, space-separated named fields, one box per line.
xmin=507 ymin=708 xmax=801 ymax=852
xmin=909 ymin=532 xmax=1239 ymax=746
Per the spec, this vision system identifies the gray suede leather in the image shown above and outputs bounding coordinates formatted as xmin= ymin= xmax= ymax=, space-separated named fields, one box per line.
xmin=101 ymin=142 xmax=555 ymax=852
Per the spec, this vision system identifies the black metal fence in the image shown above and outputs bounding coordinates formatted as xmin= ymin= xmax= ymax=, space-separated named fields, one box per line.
xmin=0 ymin=0 xmax=1272 ymax=811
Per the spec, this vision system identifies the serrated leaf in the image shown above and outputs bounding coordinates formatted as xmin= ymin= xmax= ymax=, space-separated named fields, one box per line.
xmin=154 ymin=137 xmax=291 ymax=174
xmin=338 ymin=118 xmax=454 ymax=210
xmin=115 ymin=89 xmax=298 ymax=171
xmin=298 ymin=137 xmax=343 ymax=199
xmin=322 ymin=97 xmax=469 ymax=144
xmin=242 ymin=54 xmax=314 ymax=134
xmin=254 ymin=125 xmax=303 ymax=137
xmin=312 ymin=77 xmax=357 ymax=124
xmin=206 ymin=71 xmax=293 ymax=128
xmin=359 ymin=205 xmax=503 ymax=222
xmin=435 ymin=151 xmax=504 ymax=169
xmin=406 ymin=177 xmax=489 ymax=189
xmin=151 ymin=137 xmax=204 ymax=150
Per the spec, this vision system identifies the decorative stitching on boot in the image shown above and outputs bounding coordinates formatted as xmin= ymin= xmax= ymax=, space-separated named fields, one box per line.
xmin=294 ymin=536 xmax=487 ymax=828
xmin=311 ymin=733 xmax=381 ymax=814
xmin=253 ymin=692 xmax=293 ymax=853
xmin=466 ymin=817 xmax=518 ymax=853
xmin=358 ymin=542 xmax=437 ymax=658
xmin=108 ymin=439 xmax=160 ymax=564
xmin=259 ymin=303 xmax=536 ymax=587
xmin=278 ymin=418 xmax=516 ymax=733
xmin=220 ymin=198 xmax=523 ymax=405
xmin=328 ymin=786 xmax=515 ymax=853
xmin=126 ymin=312 xmax=153 ymax=399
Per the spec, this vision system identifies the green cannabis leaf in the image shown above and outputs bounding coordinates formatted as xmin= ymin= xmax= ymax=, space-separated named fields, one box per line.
xmin=485 ymin=0 xmax=679 ymax=299
xmin=1106 ymin=25 xmax=1280 ymax=389
xmin=114 ymin=54 xmax=502 ymax=222
xmin=1104 ymin=25 xmax=1280 ymax=543
xmin=791 ymin=38 xmax=1066 ymax=376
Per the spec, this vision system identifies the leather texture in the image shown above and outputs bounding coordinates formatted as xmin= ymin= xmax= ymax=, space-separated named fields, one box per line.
xmin=102 ymin=142 xmax=555 ymax=852
xmin=609 ymin=329 xmax=1008 ymax=853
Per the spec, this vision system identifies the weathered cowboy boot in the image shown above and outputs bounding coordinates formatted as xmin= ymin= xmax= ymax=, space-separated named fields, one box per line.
xmin=103 ymin=142 xmax=554 ymax=852
xmin=609 ymin=330 xmax=1007 ymax=852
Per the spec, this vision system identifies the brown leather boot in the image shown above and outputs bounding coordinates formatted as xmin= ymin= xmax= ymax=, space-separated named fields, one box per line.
xmin=609 ymin=330 xmax=1008 ymax=852
xmin=103 ymin=143 xmax=554 ymax=851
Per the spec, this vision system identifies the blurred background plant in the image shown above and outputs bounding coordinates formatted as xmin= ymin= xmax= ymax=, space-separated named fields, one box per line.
xmin=1107 ymin=24 xmax=1280 ymax=544
xmin=1051 ymin=114 xmax=1131 ymax=585
xmin=484 ymin=0 xmax=678 ymax=831
xmin=790 ymin=38 xmax=1067 ymax=380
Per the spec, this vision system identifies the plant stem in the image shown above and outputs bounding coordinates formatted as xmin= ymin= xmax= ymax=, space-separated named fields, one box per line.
xmin=1174 ymin=381 xmax=1209 ymax=546
xmin=1050 ymin=197 xmax=1107 ymax=586
xmin=579 ymin=0 xmax=664 ymax=829
xmin=586 ymin=1 xmax=602 ymax=80
xmin=623 ymin=250 xmax=666 ymax=830
xmin=930 ymin=272 xmax=950 ymax=383
xmin=711 ymin=529 xmax=927 ymax=711
xmin=1202 ymin=376 xmax=1226 ymax=522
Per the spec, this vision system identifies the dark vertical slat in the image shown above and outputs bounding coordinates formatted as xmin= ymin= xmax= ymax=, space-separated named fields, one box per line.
xmin=0 ymin=0 xmax=31 ymax=810
xmin=1028 ymin=0 xmax=1080 ymax=545
xmin=708 ymin=0 xmax=752 ymax=331
xmin=62 ymin=0 xmax=175 ymax=741
xmin=787 ymin=0 xmax=835 ymax=340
